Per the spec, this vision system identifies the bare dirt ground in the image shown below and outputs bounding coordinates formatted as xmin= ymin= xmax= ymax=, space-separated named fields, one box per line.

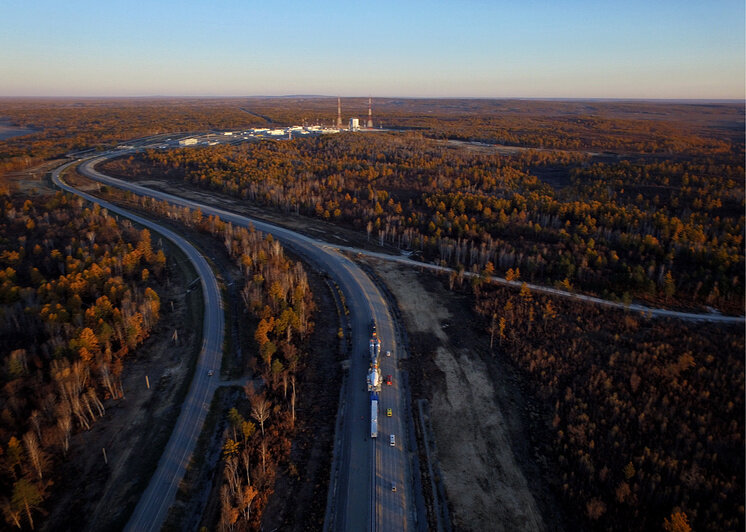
xmin=44 ymin=268 xmax=201 ymax=532
xmin=8 ymin=166 xmax=205 ymax=532
xmin=369 ymin=259 xmax=554 ymax=532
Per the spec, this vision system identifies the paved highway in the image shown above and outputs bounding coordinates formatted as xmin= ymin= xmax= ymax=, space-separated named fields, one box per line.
xmin=51 ymin=160 xmax=225 ymax=532
xmin=76 ymin=154 xmax=417 ymax=531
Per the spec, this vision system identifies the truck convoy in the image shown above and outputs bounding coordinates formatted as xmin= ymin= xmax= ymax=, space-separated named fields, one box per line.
xmin=369 ymin=319 xmax=381 ymax=438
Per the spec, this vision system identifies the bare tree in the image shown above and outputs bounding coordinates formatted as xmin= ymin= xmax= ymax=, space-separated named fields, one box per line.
xmin=87 ymin=388 xmax=105 ymax=417
xmin=1 ymin=496 xmax=22 ymax=529
xmin=291 ymin=375 xmax=296 ymax=425
xmin=100 ymin=363 xmax=117 ymax=399
xmin=81 ymin=393 xmax=96 ymax=422
xmin=240 ymin=446 xmax=251 ymax=487
xmin=240 ymin=484 xmax=258 ymax=522
xmin=70 ymin=394 xmax=90 ymax=430
xmin=219 ymin=484 xmax=237 ymax=532
xmin=488 ymin=312 xmax=497 ymax=350
xmin=10 ymin=479 xmax=44 ymax=531
xmin=224 ymin=456 xmax=241 ymax=498
xmin=22 ymin=432 xmax=45 ymax=480
xmin=71 ymin=360 xmax=88 ymax=395
xmin=29 ymin=411 xmax=42 ymax=443
xmin=251 ymin=396 xmax=271 ymax=437
xmin=260 ymin=440 xmax=267 ymax=474
xmin=57 ymin=414 xmax=71 ymax=455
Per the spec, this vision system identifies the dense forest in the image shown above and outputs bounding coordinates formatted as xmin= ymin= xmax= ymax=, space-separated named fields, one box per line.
xmin=124 ymin=194 xmax=316 ymax=530
xmin=0 ymin=99 xmax=260 ymax=176
xmin=469 ymin=275 xmax=744 ymax=531
xmin=122 ymin=124 xmax=743 ymax=312
xmin=0 ymin=189 xmax=164 ymax=529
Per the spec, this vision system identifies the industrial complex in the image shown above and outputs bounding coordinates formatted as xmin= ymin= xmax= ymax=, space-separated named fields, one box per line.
xmin=171 ymin=98 xmax=379 ymax=149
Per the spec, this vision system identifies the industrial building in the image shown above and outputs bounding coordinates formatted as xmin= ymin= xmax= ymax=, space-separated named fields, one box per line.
xmin=337 ymin=97 xmax=375 ymax=131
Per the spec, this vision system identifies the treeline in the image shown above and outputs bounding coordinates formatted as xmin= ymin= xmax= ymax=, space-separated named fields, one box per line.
xmin=471 ymin=275 xmax=744 ymax=531
xmin=0 ymin=190 xmax=164 ymax=529
xmin=121 ymin=130 xmax=744 ymax=311
xmin=0 ymin=99 xmax=260 ymax=176
xmin=395 ymin=112 xmax=736 ymax=156
xmin=124 ymin=193 xmax=315 ymax=530
xmin=235 ymin=97 xmax=743 ymax=157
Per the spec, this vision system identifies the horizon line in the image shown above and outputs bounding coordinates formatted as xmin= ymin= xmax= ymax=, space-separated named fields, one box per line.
xmin=0 ymin=95 xmax=743 ymax=104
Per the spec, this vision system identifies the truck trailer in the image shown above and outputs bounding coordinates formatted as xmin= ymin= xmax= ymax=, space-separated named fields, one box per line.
xmin=370 ymin=391 xmax=379 ymax=438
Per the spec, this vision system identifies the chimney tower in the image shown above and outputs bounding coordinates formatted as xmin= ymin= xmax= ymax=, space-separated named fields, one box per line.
xmin=367 ymin=97 xmax=373 ymax=128
xmin=336 ymin=97 xmax=342 ymax=128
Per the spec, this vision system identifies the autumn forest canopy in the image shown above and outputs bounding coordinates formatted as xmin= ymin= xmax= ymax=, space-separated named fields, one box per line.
xmin=97 ymin=98 xmax=744 ymax=314
xmin=0 ymin=97 xmax=743 ymax=531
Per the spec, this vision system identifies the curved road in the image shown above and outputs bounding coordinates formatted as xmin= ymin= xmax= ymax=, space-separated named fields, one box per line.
xmin=51 ymin=161 xmax=225 ymax=532
xmin=76 ymin=154 xmax=417 ymax=531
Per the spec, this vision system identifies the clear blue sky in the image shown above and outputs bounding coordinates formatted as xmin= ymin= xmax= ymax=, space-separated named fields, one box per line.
xmin=1 ymin=0 xmax=743 ymax=99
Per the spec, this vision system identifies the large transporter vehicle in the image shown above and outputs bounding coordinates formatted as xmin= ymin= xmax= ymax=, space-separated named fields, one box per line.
xmin=369 ymin=337 xmax=381 ymax=362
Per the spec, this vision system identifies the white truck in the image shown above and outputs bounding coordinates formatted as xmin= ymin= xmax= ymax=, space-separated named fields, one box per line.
xmin=370 ymin=392 xmax=379 ymax=438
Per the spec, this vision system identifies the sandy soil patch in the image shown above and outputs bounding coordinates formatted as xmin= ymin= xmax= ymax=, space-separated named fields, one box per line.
xmin=371 ymin=260 xmax=545 ymax=532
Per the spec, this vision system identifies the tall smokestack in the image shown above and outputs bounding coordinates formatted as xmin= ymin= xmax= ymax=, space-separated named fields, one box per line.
xmin=336 ymin=97 xmax=342 ymax=128
xmin=367 ymin=97 xmax=373 ymax=128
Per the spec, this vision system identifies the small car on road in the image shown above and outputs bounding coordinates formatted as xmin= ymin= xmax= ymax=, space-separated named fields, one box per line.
xmin=387 ymin=408 xmax=392 ymax=417
xmin=391 ymin=482 xmax=396 ymax=492
xmin=207 ymin=370 xmax=214 ymax=377
xmin=386 ymin=350 xmax=391 ymax=357
xmin=390 ymin=434 xmax=395 ymax=446
xmin=386 ymin=375 xmax=392 ymax=386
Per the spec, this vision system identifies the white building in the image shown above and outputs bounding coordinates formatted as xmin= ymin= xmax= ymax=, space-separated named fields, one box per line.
xmin=349 ymin=118 xmax=360 ymax=131
xmin=178 ymin=138 xmax=198 ymax=146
